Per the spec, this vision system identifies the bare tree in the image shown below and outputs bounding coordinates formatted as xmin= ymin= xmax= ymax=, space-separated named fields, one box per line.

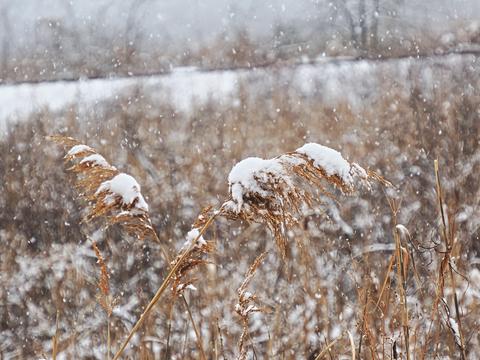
xmin=359 ymin=0 xmax=368 ymax=51
xmin=370 ymin=0 xmax=380 ymax=51
xmin=333 ymin=0 xmax=398 ymax=56
xmin=0 ymin=5 xmax=11 ymax=80
xmin=124 ymin=0 xmax=149 ymax=69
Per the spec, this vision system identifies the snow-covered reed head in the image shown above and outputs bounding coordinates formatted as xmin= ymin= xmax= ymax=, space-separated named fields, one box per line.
xmin=223 ymin=142 xmax=387 ymax=258
xmin=49 ymin=135 xmax=157 ymax=241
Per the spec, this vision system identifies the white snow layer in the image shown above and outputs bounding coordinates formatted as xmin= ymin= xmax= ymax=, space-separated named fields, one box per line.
xmin=96 ymin=173 xmax=148 ymax=211
xmin=79 ymin=154 xmax=111 ymax=168
xmin=228 ymin=157 xmax=287 ymax=212
xmin=448 ymin=317 xmax=462 ymax=346
xmin=67 ymin=144 xmax=94 ymax=156
xmin=227 ymin=143 xmax=369 ymax=212
xmin=184 ymin=228 xmax=207 ymax=248
xmin=296 ymin=143 xmax=352 ymax=181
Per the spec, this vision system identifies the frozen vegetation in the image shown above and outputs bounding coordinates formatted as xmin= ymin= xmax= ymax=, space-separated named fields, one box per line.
xmin=0 ymin=2 xmax=480 ymax=360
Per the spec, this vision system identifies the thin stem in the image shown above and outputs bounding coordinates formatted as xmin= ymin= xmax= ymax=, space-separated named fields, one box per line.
xmin=434 ymin=160 xmax=466 ymax=360
xmin=181 ymin=315 xmax=190 ymax=357
xmin=314 ymin=334 xmax=341 ymax=360
xmin=106 ymin=316 xmax=111 ymax=360
xmin=347 ymin=330 xmax=356 ymax=360
xmin=394 ymin=226 xmax=410 ymax=360
xmin=164 ymin=301 xmax=174 ymax=360
xmin=216 ymin=318 xmax=226 ymax=360
xmin=182 ymin=295 xmax=207 ymax=360
xmin=52 ymin=310 xmax=60 ymax=360
xmin=388 ymin=196 xmax=410 ymax=360
xmin=113 ymin=211 xmax=220 ymax=360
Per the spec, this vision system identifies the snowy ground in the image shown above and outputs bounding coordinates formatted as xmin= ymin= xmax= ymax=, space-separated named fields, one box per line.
xmin=1 ymin=54 xmax=475 ymax=135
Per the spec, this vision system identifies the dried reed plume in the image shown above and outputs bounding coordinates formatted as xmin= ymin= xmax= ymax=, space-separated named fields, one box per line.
xmin=49 ymin=135 xmax=159 ymax=242
xmin=166 ymin=227 xmax=215 ymax=360
xmin=92 ymin=241 xmax=114 ymax=317
xmin=113 ymin=213 xmax=219 ymax=360
xmin=221 ymin=143 xmax=389 ymax=258
xmin=235 ymin=252 xmax=267 ymax=360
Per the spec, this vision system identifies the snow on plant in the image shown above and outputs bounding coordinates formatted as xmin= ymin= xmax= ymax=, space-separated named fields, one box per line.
xmin=170 ymin=227 xmax=214 ymax=298
xmin=50 ymin=136 xmax=387 ymax=360
xmin=222 ymin=142 xmax=387 ymax=258
xmin=49 ymin=135 xmax=157 ymax=241
xmin=95 ymin=173 xmax=149 ymax=213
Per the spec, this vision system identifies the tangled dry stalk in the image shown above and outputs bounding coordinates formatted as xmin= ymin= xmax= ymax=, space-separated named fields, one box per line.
xmin=235 ymin=251 xmax=268 ymax=360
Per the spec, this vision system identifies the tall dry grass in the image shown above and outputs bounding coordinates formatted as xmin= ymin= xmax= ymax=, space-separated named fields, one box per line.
xmin=0 ymin=55 xmax=479 ymax=358
xmin=49 ymin=134 xmax=382 ymax=359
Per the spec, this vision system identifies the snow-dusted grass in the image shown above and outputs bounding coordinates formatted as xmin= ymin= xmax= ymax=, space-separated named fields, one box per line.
xmin=52 ymin=136 xmax=381 ymax=359
xmin=1 ymin=56 xmax=480 ymax=359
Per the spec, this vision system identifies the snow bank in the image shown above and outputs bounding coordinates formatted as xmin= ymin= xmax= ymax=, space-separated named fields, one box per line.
xmin=1 ymin=54 xmax=472 ymax=135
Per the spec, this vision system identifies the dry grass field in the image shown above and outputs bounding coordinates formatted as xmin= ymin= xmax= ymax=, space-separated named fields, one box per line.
xmin=0 ymin=54 xmax=479 ymax=359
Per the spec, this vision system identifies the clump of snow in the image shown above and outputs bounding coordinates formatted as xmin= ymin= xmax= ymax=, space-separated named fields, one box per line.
xmin=296 ymin=143 xmax=352 ymax=180
xmin=226 ymin=143 xmax=370 ymax=213
xmin=175 ymin=283 xmax=198 ymax=293
xmin=227 ymin=157 xmax=287 ymax=212
xmin=396 ymin=224 xmax=412 ymax=240
xmin=96 ymin=173 xmax=148 ymax=211
xmin=242 ymin=291 xmax=253 ymax=300
xmin=80 ymin=154 xmax=112 ymax=168
xmin=294 ymin=143 xmax=370 ymax=187
xmin=184 ymin=228 xmax=207 ymax=248
xmin=67 ymin=144 xmax=94 ymax=156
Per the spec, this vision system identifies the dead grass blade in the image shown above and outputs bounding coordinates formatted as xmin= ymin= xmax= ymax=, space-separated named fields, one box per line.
xmin=433 ymin=160 xmax=466 ymax=360
xmin=236 ymin=252 xmax=268 ymax=360
xmin=112 ymin=211 xmax=220 ymax=360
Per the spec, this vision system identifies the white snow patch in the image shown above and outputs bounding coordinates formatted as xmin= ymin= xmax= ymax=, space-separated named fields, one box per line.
xmin=296 ymin=143 xmax=353 ymax=182
xmin=242 ymin=291 xmax=253 ymax=300
xmin=79 ymin=154 xmax=111 ymax=168
xmin=96 ymin=173 xmax=148 ymax=211
xmin=186 ymin=284 xmax=197 ymax=291
xmin=184 ymin=228 xmax=207 ymax=248
xmin=448 ymin=317 xmax=462 ymax=346
xmin=228 ymin=157 xmax=286 ymax=212
xmin=67 ymin=144 xmax=94 ymax=156
xmin=395 ymin=224 xmax=411 ymax=238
